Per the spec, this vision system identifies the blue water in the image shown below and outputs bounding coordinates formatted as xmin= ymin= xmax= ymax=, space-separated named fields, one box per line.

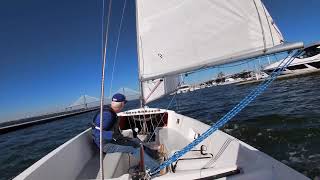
xmin=1 ymin=74 xmax=320 ymax=179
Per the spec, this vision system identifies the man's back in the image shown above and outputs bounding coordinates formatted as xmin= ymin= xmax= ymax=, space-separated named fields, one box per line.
xmin=92 ymin=107 xmax=118 ymax=148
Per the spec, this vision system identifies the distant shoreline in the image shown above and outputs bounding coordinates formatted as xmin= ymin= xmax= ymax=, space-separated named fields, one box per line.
xmin=0 ymin=107 xmax=98 ymax=134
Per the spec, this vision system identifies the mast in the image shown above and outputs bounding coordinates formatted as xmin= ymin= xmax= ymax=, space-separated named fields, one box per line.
xmin=135 ymin=0 xmax=145 ymax=108
xmin=139 ymin=82 xmax=145 ymax=107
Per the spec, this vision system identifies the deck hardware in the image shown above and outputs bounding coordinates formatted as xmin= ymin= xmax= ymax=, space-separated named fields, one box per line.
xmin=200 ymin=145 xmax=207 ymax=155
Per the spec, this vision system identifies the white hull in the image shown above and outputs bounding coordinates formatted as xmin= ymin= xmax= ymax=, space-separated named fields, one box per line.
xmin=15 ymin=108 xmax=309 ymax=180
xmin=263 ymin=49 xmax=320 ymax=76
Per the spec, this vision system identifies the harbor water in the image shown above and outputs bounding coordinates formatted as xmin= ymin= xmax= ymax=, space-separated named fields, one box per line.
xmin=0 ymin=74 xmax=320 ymax=179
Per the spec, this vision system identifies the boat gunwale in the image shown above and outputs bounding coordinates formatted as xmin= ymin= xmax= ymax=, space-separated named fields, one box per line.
xmin=14 ymin=128 xmax=92 ymax=180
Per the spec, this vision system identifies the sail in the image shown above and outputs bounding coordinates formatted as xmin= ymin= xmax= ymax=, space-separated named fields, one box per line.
xmin=142 ymin=76 xmax=180 ymax=104
xmin=136 ymin=0 xmax=289 ymax=81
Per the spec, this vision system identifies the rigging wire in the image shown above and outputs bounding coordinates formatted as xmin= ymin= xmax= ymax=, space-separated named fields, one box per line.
xmin=145 ymin=91 xmax=178 ymax=143
xmin=183 ymin=52 xmax=285 ymax=78
xmin=109 ymin=0 xmax=127 ymax=97
xmin=219 ymin=58 xmax=263 ymax=68
xmin=149 ymin=49 xmax=302 ymax=176
xmin=181 ymin=51 xmax=289 ymax=85
xmin=146 ymin=76 xmax=186 ymax=143
xmin=175 ymin=75 xmax=186 ymax=113
xmin=99 ymin=0 xmax=112 ymax=179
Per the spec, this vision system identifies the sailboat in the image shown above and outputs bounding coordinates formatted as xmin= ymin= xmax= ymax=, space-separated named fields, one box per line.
xmin=14 ymin=0 xmax=309 ymax=179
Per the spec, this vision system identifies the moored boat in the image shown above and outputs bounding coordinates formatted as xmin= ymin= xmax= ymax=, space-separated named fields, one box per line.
xmin=263 ymin=42 xmax=320 ymax=77
xmin=176 ymin=85 xmax=191 ymax=94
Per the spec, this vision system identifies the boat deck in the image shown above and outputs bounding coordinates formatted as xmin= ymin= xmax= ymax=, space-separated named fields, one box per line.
xmin=14 ymin=109 xmax=309 ymax=180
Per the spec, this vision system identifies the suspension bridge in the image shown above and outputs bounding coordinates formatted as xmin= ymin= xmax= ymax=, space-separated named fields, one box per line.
xmin=0 ymin=88 xmax=140 ymax=134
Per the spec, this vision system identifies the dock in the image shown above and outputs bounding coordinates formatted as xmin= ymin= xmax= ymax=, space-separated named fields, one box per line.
xmin=0 ymin=107 xmax=99 ymax=134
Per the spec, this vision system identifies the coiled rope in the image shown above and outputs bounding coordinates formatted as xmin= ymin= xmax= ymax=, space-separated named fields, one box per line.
xmin=149 ymin=50 xmax=302 ymax=176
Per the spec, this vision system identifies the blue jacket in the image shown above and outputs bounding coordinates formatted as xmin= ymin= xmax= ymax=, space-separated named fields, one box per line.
xmin=92 ymin=107 xmax=117 ymax=148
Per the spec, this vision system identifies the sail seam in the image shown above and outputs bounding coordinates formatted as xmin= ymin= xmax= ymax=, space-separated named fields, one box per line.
xmin=261 ymin=2 xmax=275 ymax=46
xmin=252 ymin=0 xmax=267 ymax=51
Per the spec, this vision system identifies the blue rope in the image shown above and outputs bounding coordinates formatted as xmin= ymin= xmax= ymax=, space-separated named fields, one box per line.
xmin=149 ymin=50 xmax=301 ymax=176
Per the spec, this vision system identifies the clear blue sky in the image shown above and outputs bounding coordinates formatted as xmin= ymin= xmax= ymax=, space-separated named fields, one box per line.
xmin=0 ymin=0 xmax=319 ymax=121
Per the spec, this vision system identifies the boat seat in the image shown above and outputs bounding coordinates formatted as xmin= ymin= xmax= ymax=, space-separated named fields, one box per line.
xmin=77 ymin=130 xmax=140 ymax=179
xmin=170 ymin=150 xmax=213 ymax=172
xmin=101 ymin=153 xmax=125 ymax=178
xmin=158 ymin=127 xmax=191 ymax=152
xmin=157 ymin=127 xmax=240 ymax=176
xmin=158 ymin=128 xmax=210 ymax=170
xmin=77 ymin=152 xmax=138 ymax=179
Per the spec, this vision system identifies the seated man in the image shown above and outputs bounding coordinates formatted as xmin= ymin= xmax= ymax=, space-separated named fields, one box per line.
xmin=92 ymin=93 xmax=158 ymax=170
xmin=92 ymin=93 xmax=134 ymax=148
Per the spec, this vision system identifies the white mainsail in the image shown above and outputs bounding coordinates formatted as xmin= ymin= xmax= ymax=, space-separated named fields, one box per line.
xmin=136 ymin=0 xmax=303 ymax=103
xmin=136 ymin=0 xmax=289 ymax=82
